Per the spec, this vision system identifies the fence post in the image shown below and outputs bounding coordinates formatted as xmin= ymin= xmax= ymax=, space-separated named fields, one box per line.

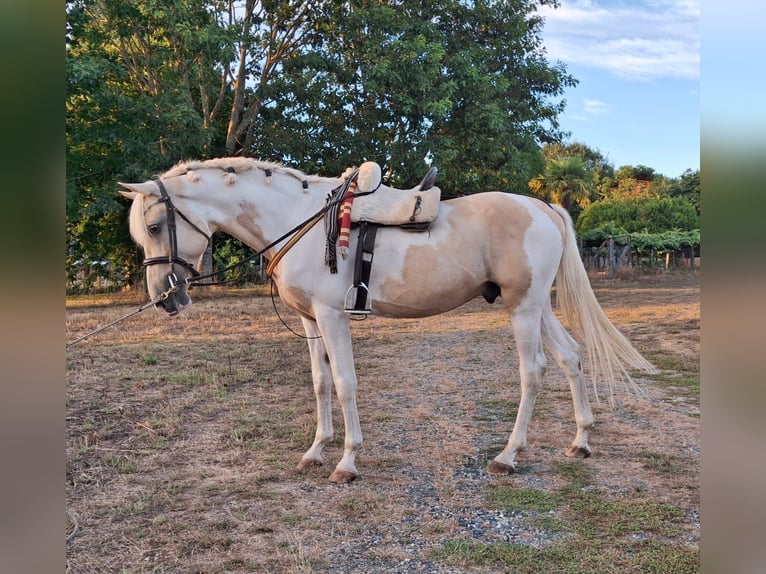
xmin=607 ymin=236 xmax=615 ymax=277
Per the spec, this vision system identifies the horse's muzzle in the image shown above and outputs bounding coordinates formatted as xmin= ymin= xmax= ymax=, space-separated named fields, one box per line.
xmin=155 ymin=289 xmax=192 ymax=316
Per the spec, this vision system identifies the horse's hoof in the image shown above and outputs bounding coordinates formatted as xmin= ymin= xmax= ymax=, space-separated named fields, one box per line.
xmin=296 ymin=458 xmax=322 ymax=471
xmin=565 ymin=445 xmax=592 ymax=458
xmin=487 ymin=460 xmax=516 ymax=475
xmin=328 ymin=469 xmax=358 ymax=484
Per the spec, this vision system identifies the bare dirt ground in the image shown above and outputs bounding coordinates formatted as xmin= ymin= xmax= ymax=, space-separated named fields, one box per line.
xmin=66 ymin=272 xmax=699 ymax=573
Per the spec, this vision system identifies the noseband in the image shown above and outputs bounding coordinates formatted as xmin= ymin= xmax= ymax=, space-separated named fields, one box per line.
xmin=142 ymin=179 xmax=210 ymax=282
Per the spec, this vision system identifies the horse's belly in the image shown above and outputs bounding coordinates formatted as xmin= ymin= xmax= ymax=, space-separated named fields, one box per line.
xmin=370 ymin=249 xmax=488 ymax=318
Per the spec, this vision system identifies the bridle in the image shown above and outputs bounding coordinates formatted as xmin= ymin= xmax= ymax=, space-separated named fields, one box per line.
xmin=142 ymin=178 xmax=211 ymax=289
xmin=142 ymin=168 xmax=380 ymax=293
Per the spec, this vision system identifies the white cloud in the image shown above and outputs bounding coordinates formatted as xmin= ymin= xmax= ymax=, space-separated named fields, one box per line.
xmin=538 ymin=0 xmax=700 ymax=81
xmin=583 ymin=98 xmax=609 ymax=115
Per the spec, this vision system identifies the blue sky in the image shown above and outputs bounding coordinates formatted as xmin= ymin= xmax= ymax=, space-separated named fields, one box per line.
xmin=537 ymin=0 xmax=700 ymax=178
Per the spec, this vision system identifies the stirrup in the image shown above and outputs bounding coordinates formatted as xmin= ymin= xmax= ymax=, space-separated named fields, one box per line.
xmin=344 ymin=283 xmax=371 ymax=314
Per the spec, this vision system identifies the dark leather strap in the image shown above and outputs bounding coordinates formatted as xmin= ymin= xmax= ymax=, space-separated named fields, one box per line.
xmin=352 ymin=222 xmax=379 ymax=311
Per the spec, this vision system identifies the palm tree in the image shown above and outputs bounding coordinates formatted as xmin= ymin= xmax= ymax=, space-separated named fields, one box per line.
xmin=528 ymin=157 xmax=595 ymax=216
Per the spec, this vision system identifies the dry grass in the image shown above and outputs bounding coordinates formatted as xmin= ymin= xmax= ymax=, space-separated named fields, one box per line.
xmin=66 ymin=271 xmax=699 ymax=573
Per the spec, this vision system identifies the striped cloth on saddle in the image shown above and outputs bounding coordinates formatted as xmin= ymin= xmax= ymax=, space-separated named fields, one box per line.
xmin=324 ymin=168 xmax=360 ymax=274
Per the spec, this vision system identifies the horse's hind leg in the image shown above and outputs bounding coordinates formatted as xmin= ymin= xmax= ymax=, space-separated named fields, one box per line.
xmin=541 ymin=300 xmax=595 ymax=458
xmin=296 ymin=318 xmax=335 ymax=471
xmin=488 ymin=309 xmax=546 ymax=475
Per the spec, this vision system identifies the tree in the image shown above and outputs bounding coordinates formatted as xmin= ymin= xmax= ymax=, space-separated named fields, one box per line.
xmin=541 ymin=141 xmax=615 ymax=195
xmin=66 ymin=0 xmax=231 ymax=287
xmin=667 ymin=168 xmax=700 ymax=215
xmin=250 ymin=0 xmax=575 ymax=192
xmin=528 ymin=157 xmax=595 ymax=218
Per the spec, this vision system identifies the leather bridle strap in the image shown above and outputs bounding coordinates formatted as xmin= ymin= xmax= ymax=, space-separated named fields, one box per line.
xmin=142 ymin=179 xmax=210 ymax=277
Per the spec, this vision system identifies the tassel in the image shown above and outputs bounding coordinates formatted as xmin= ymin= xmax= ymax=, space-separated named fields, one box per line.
xmin=337 ymin=182 xmax=356 ymax=259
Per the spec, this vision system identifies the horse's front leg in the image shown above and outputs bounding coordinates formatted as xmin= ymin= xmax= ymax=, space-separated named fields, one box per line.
xmin=314 ymin=308 xmax=362 ymax=484
xmin=296 ymin=317 xmax=335 ymax=471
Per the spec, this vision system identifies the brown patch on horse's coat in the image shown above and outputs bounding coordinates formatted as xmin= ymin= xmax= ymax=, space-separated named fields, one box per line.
xmin=375 ymin=196 xmax=535 ymax=317
xmin=484 ymin=197 xmax=534 ymax=313
xmin=275 ymin=283 xmax=314 ymax=318
xmin=222 ymin=202 xmax=268 ymax=246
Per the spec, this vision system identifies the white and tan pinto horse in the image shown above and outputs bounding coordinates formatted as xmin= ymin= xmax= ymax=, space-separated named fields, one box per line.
xmin=119 ymin=157 xmax=655 ymax=484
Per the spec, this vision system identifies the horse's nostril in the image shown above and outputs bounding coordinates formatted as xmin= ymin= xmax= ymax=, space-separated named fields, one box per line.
xmin=155 ymin=299 xmax=176 ymax=315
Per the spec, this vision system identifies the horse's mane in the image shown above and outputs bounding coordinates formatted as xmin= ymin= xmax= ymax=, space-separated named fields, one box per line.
xmin=160 ymin=157 xmax=338 ymax=185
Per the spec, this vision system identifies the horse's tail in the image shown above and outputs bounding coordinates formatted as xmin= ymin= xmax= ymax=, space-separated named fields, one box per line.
xmin=551 ymin=204 xmax=657 ymax=401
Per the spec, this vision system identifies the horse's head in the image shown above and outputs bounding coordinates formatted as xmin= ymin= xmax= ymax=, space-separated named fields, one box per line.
xmin=119 ymin=180 xmax=211 ymax=316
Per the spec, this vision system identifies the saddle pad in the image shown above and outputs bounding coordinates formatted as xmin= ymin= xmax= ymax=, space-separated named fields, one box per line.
xmin=350 ymin=185 xmax=441 ymax=226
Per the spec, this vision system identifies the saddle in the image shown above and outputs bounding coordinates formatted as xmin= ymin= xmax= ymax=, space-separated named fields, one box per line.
xmin=342 ymin=165 xmax=440 ymax=315
xmin=349 ymin=167 xmax=440 ymax=228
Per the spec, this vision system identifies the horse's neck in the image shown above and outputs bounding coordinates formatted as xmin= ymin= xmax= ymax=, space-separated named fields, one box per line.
xmin=211 ymin=173 xmax=334 ymax=254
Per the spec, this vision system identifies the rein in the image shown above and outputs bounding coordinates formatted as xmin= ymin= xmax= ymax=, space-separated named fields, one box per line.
xmin=65 ymin=284 xmax=180 ymax=348
xmin=66 ymin=168 xmax=380 ymax=347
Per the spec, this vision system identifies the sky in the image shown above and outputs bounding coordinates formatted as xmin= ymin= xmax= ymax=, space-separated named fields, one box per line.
xmin=537 ymin=0 xmax=700 ymax=178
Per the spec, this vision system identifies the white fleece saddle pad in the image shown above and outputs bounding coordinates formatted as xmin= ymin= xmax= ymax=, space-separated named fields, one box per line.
xmin=350 ymin=185 xmax=441 ymax=225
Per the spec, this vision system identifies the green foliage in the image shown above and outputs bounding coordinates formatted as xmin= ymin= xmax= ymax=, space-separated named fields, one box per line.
xmin=259 ymin=0 xmax=572 ymax=193
xmin=528 ymin=156 xmax=596 ymax=219
xmin=66 ymin=0 xmax=230 ymax=289
xmin=629 ymin=229 xmax=700 ymax=253
xmin=541 ymin=141 xmax=615 ymax=195
xmin=212 ymin=236 xmax=264 ymax=285
xmin=666 ymin=168 xmax=700 ymax=215
xmin=576 ymin=195 xmax=699 ymax=234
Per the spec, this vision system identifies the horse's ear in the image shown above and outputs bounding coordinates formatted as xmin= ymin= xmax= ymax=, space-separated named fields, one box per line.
xmin=118 ymin=181 xmax=159 ymax=199
xmin=118 ymin=189 xmax=138 ymax=200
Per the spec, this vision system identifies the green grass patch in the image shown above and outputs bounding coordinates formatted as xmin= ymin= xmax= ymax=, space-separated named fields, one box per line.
xmin=553 ymin=460 xmax=593 ymax=489
xmin=104 ymin=454 xmax=138 ymax=474
xmin=439 ymin=455 xmax=695 ymax=572
xmin=644 ymin=353 xmax=699 ymax=374
xmin=436 ymin=537 xmax=699 ymax=573
xmin=649 ymin=373 xmax=700 ymax=395
xmin=481 ymin=399 xmax=519 ymax=417
xmin=486 ymin=486 xmax=558 ymax=513
xmin=638 ymin=450 xmax=690 ymax=475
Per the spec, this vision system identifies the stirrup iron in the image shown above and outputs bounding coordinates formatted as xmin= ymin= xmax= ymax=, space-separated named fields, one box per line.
xmin=344 ymin=283 xmax=371 ymax=315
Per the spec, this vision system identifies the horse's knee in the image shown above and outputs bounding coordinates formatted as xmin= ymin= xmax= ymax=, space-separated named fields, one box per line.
xmin=333 ymin=378 xmax=358 ymax=403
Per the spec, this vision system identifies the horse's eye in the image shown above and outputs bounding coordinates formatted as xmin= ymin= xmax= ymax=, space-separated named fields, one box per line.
xmin=148 ymin=224 xmax=161 ymax=235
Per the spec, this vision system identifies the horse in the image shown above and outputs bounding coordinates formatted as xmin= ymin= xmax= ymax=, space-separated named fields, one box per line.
xmin=119 ymin=157 xmax=656 ymax=484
